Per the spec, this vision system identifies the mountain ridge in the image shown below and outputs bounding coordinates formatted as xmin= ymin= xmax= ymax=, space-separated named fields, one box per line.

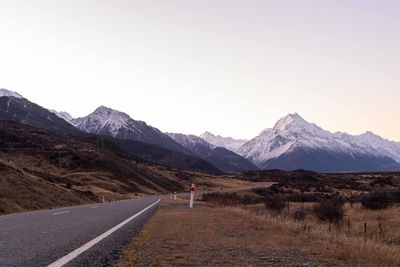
xmin=167 ymin=132 xmax=258 ymax=172
xmin=238 ymin=113 xmax=400 ymax=172
xmin=72 ymin=106 xmax=187 ymax=153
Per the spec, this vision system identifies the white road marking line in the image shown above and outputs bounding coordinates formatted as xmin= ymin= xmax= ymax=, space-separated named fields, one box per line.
xmin=52 ymin=211 xmax=71 ymax=216
xmin=47 ymin=199 xmax=161 ymax=267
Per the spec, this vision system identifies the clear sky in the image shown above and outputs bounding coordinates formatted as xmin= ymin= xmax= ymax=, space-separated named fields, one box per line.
xmin=0 ymin=1 xmax=399 ymax=141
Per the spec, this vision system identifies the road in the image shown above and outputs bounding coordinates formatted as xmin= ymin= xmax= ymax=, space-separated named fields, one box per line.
xmin=0 ymin=197 xmax=161 ymax=267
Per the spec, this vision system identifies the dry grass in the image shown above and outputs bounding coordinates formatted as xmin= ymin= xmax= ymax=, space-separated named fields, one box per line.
xmin=117 ymin=200 xmax=400 ymax=267
xmin=0 ymin=148 xmax=247 ymax=214
xmin=345 ymin=203 xmax=400 ymax=245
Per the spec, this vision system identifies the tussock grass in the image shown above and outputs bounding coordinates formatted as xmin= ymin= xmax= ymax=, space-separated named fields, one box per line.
xmin=117 ymin=199 xmax=400 ymax=266
xmin=241 ymin=205 xmax=400 ymax=266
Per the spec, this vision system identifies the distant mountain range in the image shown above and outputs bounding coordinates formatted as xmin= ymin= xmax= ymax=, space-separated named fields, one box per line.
xmin=71 ymin=106 xmax=186 ymax=153
xmin=0 ymin=89 xmax=245 ymax=173
xmin=167 ymin=133 xmax=257 ymax=172
xmin=200 ymin=132 xmax=247 ymax=153
xmin=215 ymin=113 xmax=400 ymax=172
xmin=1 ymin=88 xmax=399 ymax=173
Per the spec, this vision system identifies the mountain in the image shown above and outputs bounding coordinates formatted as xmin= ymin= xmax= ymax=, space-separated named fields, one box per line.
xmin=49 ymin=110 xmax=73 ymax=123
xmin=334 ymin=131 xmax=400 ymax=164
xmin=238 ymin=113 xmax=400 ymax=172
xmin=200 ymin=131 xmax=247 ymax=153
xmin=71 ymin=106 xmax=186 ymax=153
xmin=0 ymin=120 xmax=190 ymax=214
xmin=167 ymin=133 xmax=257 ymax=172
xmin=70 ymin=106 xmax=225 ymax=173
xmin=112 ymin=138 xmax=223 ymax=174
xmin=0 ymin=90 xmax=222 ymax=174
xmin=0 ymin=89 xmax=80 ymax=134
xmin=0 ymin=88 xmax=23 ymax=98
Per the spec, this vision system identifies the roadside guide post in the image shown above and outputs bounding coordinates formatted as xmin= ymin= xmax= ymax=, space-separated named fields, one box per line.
xmin=190 ymin=183 xmax=195 ymax=209
xmin=174 ymin=192 xmax=177 ymax=201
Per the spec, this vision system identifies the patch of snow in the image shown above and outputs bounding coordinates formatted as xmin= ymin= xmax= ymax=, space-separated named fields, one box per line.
xmin=200 ymin=132 xmax=247 ymax=153
xmin=0 ymin=89 xmax=23 ymax=99
xmin=72 ymin=106 xmax=132 ymax=136
xmin=168 ymin=132 xmax=215 ymax=152
xmin=49 ymin=110 xmax=74 ymax=123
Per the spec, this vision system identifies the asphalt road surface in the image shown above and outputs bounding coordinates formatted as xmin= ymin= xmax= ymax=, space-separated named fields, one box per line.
xmin=0 ymin=197 xmax=161 ymax=267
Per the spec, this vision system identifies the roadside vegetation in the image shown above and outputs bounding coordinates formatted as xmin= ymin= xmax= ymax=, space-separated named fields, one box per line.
xmin=118 ymin=170 xmax=400 ymax=266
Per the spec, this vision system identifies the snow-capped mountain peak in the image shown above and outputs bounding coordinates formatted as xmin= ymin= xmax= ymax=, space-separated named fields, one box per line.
xmin=238 ymin=113 xmax=400 ymax=171
xmin=71 ymin=106 xmax=186 ymax=152
xmin=91 ymin=106 xmax=130 ymax=120
xmin=72 ymin=106 xmax=131 ymax=136
xmin=200 ymin=131 xmax=247 ymax=153
xmin=272 ymin=113 xmax=321 ymax=133
xmin=274 ymin=113 xmax=305 ymax=129
xmin=0 ymin=89 xmax=23 ymax=99
xmin=49 ymin=110 xmax=73 ymax=123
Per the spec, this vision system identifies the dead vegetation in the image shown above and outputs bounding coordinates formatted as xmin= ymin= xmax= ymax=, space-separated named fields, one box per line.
xmin=119 ymin=169 xmax=400 ymax=266
xmin=117 ymin=196 xmax=400 ymax=266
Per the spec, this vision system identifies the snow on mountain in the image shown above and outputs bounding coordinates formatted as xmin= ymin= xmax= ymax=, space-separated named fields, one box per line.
xmin=72 ymin=106 xmax=186 ymax=152
xmin=238 ymin=113 xmax=400 ymax=171
xmin=200 ymin=132 xmax=247 ymax=153
xmin=72 ymin=106 xmax=131 ymax=136
xmin=0 ymin=89 xmax=23 ymax=99
xmin=168 ymin=133 xmax=215 ymax=155
xmin=334 ymin=131 xmax=400 ymax=163
xmin=49 ymin=110 xmax=73 ymax=123
xmin=0 ymin=90 xmax=80 ymax=134
xmin=168 ymin=132 xmax=258 ymax=172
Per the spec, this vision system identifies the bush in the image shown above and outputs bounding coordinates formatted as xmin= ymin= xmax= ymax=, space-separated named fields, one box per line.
xmin=314 ymin=198 xmax=344 ymax=224
xmin=285 ymin=193 xmax=322 ymax=203
xmin=292 ymin=209 xmax=306 ymax=222
xmin=361 ymin=192 xmax=390 ymax=210
xmin=202 ymin=192 xmax=261 ymax=206
xmin=264 ymin=195 xmax=287 ymax=214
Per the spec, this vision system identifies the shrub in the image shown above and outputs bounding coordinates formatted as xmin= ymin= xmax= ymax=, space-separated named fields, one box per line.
xmin=292 ymin=209 xmax=307 ymax=222
xmin=202 ymin=192 xmax=261 ymax=206
xmin=314 ymin=198 xmax=344 ymax=224
xmin=361 ymin=192 xmax=390 ymax=210
xmin=264 ymin=195 xmax=287 ymax=214
xmin=285 ymin=193 xmax=322 ymax=203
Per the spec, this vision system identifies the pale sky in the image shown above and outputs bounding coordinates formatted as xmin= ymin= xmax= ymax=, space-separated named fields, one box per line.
xmin=0 ymin=1 xmax=399 ymax=141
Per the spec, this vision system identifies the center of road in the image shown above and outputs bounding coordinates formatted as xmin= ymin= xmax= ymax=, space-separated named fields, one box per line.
xmin=47 ymin=198 xmax=161 ymax=267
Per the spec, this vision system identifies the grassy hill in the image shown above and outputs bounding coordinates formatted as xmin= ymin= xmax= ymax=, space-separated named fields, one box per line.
xmin=0 ymin=121 xmax=213 ymax=214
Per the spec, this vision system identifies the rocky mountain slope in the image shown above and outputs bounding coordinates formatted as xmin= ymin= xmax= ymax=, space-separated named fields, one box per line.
xmin=200 ymin=132 xmax=247 ymax=153
xmin=0 ymin=91 xmax=80 ymax=134
xmin=72 ymin=106 xmax=186 ymax=153
xmin=167 ymin=133 xmax=257 ymax=172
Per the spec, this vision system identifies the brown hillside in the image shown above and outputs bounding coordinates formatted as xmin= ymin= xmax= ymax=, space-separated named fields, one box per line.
xmin=0 ymin=121 xmax=190 ymax=214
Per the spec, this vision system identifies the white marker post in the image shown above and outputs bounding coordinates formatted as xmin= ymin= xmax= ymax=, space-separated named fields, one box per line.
xmin=189 ymin=183 xmax=195 ymax=209
xmin=174 ymin=192 xmax=177 ymax=201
